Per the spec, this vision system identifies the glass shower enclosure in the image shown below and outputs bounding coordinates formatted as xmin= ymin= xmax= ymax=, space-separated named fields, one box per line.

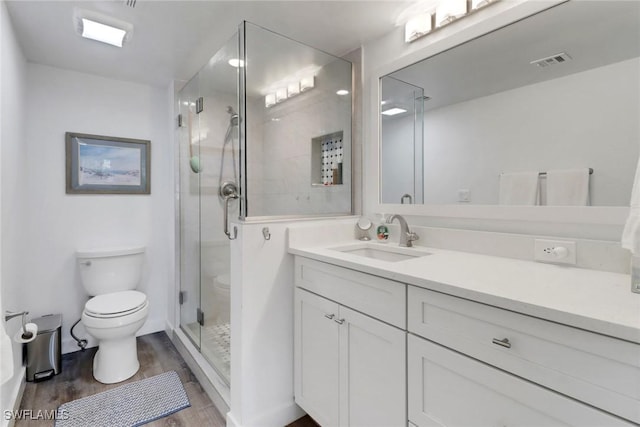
xmin=177 ymin=22 xmax=352 ymax=387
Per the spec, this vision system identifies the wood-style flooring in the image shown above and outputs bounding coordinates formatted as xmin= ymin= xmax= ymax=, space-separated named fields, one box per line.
xmin=16 ymin=331 xmax=317 ymax=427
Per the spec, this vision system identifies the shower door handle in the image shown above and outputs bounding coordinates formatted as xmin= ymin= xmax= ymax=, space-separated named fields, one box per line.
xmin=224 ymin=194 xmax=239 ymax=240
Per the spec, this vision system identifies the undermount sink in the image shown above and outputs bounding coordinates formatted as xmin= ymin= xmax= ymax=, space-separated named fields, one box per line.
xmin=330 ymin=244 xmax=430 ymax=262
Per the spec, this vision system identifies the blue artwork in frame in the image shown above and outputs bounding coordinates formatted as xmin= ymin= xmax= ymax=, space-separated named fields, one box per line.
xmin=66 ymin=132 xmax=151 ymax=194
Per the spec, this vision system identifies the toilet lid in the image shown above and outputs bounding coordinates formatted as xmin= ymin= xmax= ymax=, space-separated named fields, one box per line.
xmin=85 ymin=291 xmax=147 ymax=317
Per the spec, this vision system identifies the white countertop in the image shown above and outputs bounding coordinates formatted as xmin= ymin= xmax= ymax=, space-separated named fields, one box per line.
xmin=289 ymin=240 xmax=640 ymax=344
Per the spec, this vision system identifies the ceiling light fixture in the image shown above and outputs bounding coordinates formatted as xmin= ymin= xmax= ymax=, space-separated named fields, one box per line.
xmin=81 ymin=18 xmax=127 ymax=47
xmin=336 ymin=89 xmax=349 ymax=96
xmin=228 ymin=58 xmax=245 ymax=68
xmin=381 ymin=107 xmax=408 ymax=116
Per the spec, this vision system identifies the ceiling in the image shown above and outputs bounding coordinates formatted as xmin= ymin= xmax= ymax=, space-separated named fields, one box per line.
xmin=5 ymin=0 xmax=409 ymax=88
xmin=386 ymin=0 xmax=640 ymax=112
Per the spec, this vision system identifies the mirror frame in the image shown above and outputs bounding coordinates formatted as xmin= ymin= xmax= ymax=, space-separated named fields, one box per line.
xmin=365 ymin=0 xmax=629 ymax=230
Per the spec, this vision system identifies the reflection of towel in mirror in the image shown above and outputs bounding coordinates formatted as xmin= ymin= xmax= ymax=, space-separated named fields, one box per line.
xmin=546 ymin=168 xmax=590 ymax=206
xmin=622 ymin=159 xmax=640 ymax=254
xmin=499 ymin=172 xmax=539 ymax=205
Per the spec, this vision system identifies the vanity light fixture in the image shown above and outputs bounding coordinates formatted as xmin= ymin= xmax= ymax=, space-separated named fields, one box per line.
xmin=435 ymin=0 xmax=467 ymax=28
xmin=81 ymin=18 xmax=127 ymax=47
xmin=275 ymin=87 xmax=288 ymax=103
xmin=300 ymin=76 xmax=315 ymax=92
xmin=228 ymin=58 xmax=245 ymax=68
xmin=265 ymin=74 xmax=317 ymax=108
xmin=404 ymin=0 xmax=498 ymax=43
xmin=381 ymin=107 xmax=408 ymax=116
xmin=265 ymin=94 xmax=277 ymax=108
xmin=336 ymin=89 xmax=349 ymax=96
xmin=405 ymin=13 xmax=433 ymax=43
xmin=287 ymin=82 xmax=301 ymax=97
xmin=471 ymin=0 xmax=497 ymax=10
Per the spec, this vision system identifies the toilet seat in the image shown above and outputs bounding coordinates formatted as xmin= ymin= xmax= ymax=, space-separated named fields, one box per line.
xmin=84 ymin=290 xmax=147 ymax=318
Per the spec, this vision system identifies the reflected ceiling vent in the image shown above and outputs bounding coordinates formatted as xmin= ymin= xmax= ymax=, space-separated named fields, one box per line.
xmin=530 ymin=52 xmax=572 ymax=68
xmin=124 ymin=0 xmax=136 ymax=8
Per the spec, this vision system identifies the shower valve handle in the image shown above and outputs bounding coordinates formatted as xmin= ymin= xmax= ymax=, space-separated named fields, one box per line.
xmin=224 ymin=193 xmax=239 ymax=240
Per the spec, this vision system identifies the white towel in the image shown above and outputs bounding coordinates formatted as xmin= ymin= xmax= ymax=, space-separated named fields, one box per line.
xmin=1 ymin=320 xmax=14 ymax=385
xmin=622 ymin=158 xmax=640 ymax=254
xmin=499 ymin=171 xmax=539 ymax=205
xmin=546 ymin=168 xmax=590 ymax=206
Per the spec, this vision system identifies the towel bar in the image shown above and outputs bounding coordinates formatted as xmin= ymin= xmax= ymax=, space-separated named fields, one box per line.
xmin=539 ymin=168 xmax=593 ymax=177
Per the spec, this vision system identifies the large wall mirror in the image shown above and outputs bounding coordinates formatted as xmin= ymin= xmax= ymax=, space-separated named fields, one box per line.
xmin=380 ymin=0 xmax=640 ymax=207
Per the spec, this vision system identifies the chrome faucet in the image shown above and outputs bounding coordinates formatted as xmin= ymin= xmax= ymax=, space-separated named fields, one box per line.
xmin=386 ymin=214 xmax=419 ymax=247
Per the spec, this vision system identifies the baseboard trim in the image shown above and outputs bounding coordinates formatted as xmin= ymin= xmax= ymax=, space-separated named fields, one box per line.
xmin=227 ymin=402 xmax=305 ymax=427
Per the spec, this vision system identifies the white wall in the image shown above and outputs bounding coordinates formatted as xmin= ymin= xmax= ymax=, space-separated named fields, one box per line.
xmin=23 ymin=63 xmax=173 ymax=354
xmin=422 ymin=57 xmax=639 ymax=206
xmin=228 ymin=220 xmax=307 ymax=427
xmin=1 ymin=0 xmax=28 ymax=420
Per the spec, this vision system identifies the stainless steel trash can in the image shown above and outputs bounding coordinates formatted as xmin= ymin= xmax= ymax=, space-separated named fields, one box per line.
xmin=26 ymin=314 xmax=62 ymax=382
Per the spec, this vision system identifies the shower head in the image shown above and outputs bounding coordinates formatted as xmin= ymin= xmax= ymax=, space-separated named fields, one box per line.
xmin=226 ymin=106 xmax=240 ymax=127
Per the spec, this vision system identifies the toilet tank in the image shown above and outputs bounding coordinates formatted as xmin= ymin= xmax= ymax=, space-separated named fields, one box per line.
xmin=76 ymin=247 xmax=145 ymax=296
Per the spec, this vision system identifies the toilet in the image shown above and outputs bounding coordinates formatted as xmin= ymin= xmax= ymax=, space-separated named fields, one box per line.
xmin=77 ymin=246 xmax=148 ymax=384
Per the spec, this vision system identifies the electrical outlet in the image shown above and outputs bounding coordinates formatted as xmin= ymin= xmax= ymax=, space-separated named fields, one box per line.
xmin=534 ymin=239 xmax=576 ymax=265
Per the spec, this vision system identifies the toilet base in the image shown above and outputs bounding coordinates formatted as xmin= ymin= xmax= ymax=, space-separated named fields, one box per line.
xmin=92 ymin=335 xmax=140 ymax=384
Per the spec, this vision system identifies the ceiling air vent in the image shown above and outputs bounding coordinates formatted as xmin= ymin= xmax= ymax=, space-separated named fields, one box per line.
xmin=530 ymin=52 xmax=572 ymax=68
xmin=124 ymin=0 xmax=136 ymax=8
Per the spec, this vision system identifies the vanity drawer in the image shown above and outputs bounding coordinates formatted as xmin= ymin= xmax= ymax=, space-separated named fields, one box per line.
xmin=408 ymin=285 xmax=640 ymax=424
xmin=408 ymin=335 xmax=635 ymax=427
xmin=295 ymin=257 xmax=405 ymax=328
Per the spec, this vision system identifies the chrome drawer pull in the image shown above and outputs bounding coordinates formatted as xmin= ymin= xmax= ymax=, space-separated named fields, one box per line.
xmin=334 ymin=318 xmax=345 ymax=325
xmin=324 ymin=314 xmax=335 ymax=320
xmin=492 ymin=337 xmax=511 ymax=348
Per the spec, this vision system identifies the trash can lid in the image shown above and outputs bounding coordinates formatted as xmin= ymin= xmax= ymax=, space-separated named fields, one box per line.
xmin=32 ymin=314 xmax=62 ymax=333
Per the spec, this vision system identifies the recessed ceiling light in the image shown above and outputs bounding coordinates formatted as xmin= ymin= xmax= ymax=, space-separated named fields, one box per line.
xmin=228 ymin=58 xmax=245 ymax=68
xmin=381 ymin=100 xmax=388 ymax=105
xmin=336 ymin=89 xmax=349 ymax=96
xmin=81 ymin=18 xmax=127 ymax=47
xmin=381 ymin=107 xmax=408 ymax=116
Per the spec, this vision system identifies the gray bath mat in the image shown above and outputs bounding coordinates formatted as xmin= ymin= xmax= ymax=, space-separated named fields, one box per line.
xmin=55 ymin=370 xmax=190 ymax=427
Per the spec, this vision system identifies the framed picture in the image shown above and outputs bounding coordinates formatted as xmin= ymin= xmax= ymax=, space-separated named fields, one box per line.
xmin=66 ymin=132 xmax=151 ymax=194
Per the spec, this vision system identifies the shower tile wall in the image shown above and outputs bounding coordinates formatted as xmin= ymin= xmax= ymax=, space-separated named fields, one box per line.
xmin=246 ymin=59 xmax=352 ymax=216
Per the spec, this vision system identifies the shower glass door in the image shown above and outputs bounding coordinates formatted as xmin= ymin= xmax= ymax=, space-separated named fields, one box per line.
xmin=178 ymin=32 xmax=239 ymax=385
xmin=178 ymin=73 xmax=201 ymax=349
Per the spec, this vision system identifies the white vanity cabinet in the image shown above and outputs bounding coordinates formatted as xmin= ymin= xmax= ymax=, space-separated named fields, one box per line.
xmin=407 ymin=285 xmax=639 ymax=427
xmin=294 ymin=258 xmax=406 ymax=427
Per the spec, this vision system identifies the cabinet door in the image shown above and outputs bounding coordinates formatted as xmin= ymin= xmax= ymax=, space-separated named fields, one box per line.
xmin=408 ymin=335 xmax=634 ymax=427
xmin=294 ymin=289 xmax=341 ymax=426
xmin=339 ymin=305 xmax=406 ymax=427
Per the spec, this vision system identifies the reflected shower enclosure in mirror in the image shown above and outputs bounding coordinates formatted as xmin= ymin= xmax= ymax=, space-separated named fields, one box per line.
xmin=380 ymin=0 xmax=640 ymax=206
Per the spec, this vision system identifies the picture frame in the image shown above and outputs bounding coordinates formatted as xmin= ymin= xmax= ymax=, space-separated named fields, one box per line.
xmin=66 ymin=132 xmax=151 ymax=194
